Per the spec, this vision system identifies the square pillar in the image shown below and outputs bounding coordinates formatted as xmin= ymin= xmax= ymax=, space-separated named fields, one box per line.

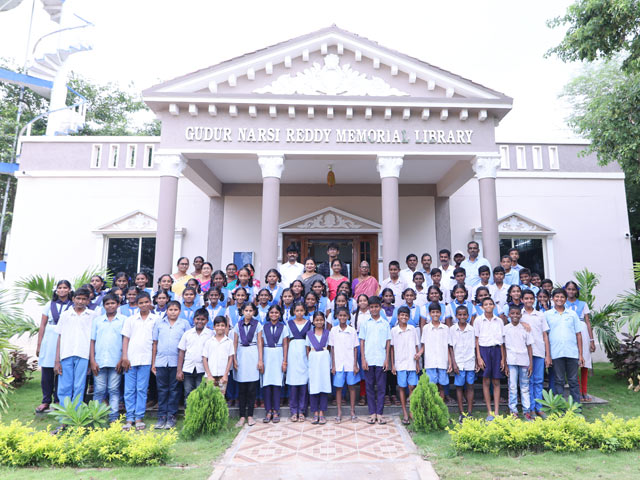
xmin=377 ymin=155 xmax=403 ymax=277
xmin=472 ymin=154 xmax=502 ymax=267
xmin=258 ymin=154 xmax=285 ymax=277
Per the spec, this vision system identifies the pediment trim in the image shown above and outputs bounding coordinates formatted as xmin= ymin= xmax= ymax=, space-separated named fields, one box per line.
xmin=280 ymin=206 xmax=382 ymax=233
xmin=475 ymin=212 xmax=555 ymax=236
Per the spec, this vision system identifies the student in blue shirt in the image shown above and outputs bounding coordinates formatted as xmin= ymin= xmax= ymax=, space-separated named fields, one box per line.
xmin=264 ymin=269 xmax=283 ymax=306
xmin=152 ymin=291 xmax=170 ymax=319
xmin=500 ymin=255 xmax=519 ymax=286
xmin=119 ymin=286 xmax=140 ymax=317
xmin=134 ymin=272 xmax=154 ymax=296
xmin=446 ymin=284 xmax=475 ymax=327
xmin=359 ymin=296 xmax=391 ymax=425
xmin=155 ymin=274 xmax=176 ymax=301
xmin=311 ymin=280 xmax=329 ymax=315
xmin=89 ymin=293 xmax=126 ymax=423
xmin=390 ymin=288 xmax=422 ymax=328
xmin=151 ymin=300 xmax=190 ymax=429
xmin=205 ymin=287 xmax=226 ymax=327
xmin=256 ymin=289 xmax=272 ymax=324
xmin=179 ymin=287 xmax=198 ymax=326
xmin=545 ymin=288 xmax=584 ymax=404
xmin=519 ymin=268 xmax=539 ymax=295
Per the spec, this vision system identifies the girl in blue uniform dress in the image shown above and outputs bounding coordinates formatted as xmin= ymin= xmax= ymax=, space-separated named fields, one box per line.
xmin=473 ymin=286 xmax=497 ymax=320
xmin=336 ymin=281 xmax=357 ymax=312
xmin=211 ymin=270 xmax=228 ymax=307
xmin=205 ymin=287 xmax=225 ymax=328
xmin=261 ymin=305 xmax=289 ymax=423
xmin=279 ymin=288 xmax=295 ymax=323
xmin=179 ymin=287 xmax=198 ymax=326
xmin=327 ymin=293 xmax=350 ymax=327
xmin=90 ymin=275 xmax=108 ymax=308
xmin=446 ymin=284 xmax=475 ymax=325
xmin=290 ymin=280 xmax=305 ymax=304
xmin=233 ymin=303 xmax=263 ymax=427
xmin=256 ymin=289 xmax=273 ymax=324
xmin=155 ymin=274 xmax=175 ymax=301
xmin=380 ymin=288 xmax=396 ymax=322
xmin=303 ymin=291 xmax=320 ymax=321
xmin=119 ymin=286 xmax=140 ymax=316
xmin=501 ymin=284 xmax=524 ymax=322
xmin=264 ymin=269 xmax=283 ymax=306
xmin=35 ymin=280 xmax=73 ymax=412
xmin=185 ymin=278 xmax=204 ymax=307
xmin=153 ymin=291 xmax=170 ymax=319
xmin=306 ymin=311 xmax=332 ymax=425
xmin=391 ymin=288 xmax=423 ymax=328
xmin=421 ymin=286 xmax=448 ymax=326
xmin=225 ymin=288 xmax=248 ymax=405
xmin=311 ymin=280 xmax=329 ymax=315
xmin=287 ymin=303 xmax=311 ymax=422
xmin=134 ymin=272 xmax=154 ymax=296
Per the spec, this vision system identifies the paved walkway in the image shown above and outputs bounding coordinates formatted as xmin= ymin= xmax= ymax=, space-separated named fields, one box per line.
xmin=209 ymin=417 xmax=439 ymax=480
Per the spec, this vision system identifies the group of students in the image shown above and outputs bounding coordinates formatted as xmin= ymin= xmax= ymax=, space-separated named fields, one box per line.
xmin=34 ymin=241 xmax=595 ymax=429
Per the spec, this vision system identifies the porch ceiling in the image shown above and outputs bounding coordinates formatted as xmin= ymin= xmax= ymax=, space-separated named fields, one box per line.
xmin=182 ymin=152 xmax=472 ymax=185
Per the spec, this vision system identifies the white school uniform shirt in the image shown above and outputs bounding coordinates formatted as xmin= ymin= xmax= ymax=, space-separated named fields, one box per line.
xmin=439 ymin=265 xmax=456 ymax=293
xmin=521 ymin=308 xmax=549 ymax=358
xmin=493 ymin=283 xmax=510 ymax=307
xmin=279 ymin=261 xmax=304 ymax=288
xmin=380 ymin=277 xmax=407 ymax=306
xmin=448 ymin=323 xmax=476 ymax=371
xmin=328 ymin=324 xmax=359 ymax=372
xmin=421 ymin=322 xmax=450 ymax=369
xmin=399 ymin=268 xmax=418 ymax=290
xmin=471 ymin=283 xmax=497 ymax=302
xmin=390 ymin=324 xmax=419 ymax=371
xmin=202 ymin=335 xmax=235 ymax=376
xmin=178 ymin=327 xmax=213 ymax=374
xmin=350 ymin=310 xmax=370 ymax=333
xmin=55 ymin=308 xmax=95 ymax=360
xmin=473 ymin=314 xmax=504 ymax=347
xmin=503 ymin=323 xmax=533 ymax=367
xmin=121 ymin=312 xmax=158 ymax=366
xmin=414 ymin=288 xmax=429 ymax=308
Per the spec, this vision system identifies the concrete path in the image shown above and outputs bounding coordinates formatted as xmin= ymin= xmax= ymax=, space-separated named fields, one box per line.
xmin=209 ymin=416 xmax=439 ymax=480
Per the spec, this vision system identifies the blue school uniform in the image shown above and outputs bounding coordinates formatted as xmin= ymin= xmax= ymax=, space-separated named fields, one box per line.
xmin=91 ymin=313 xmax=126 ymax=367
xmin=520 ymin=284 xmax=540 ymax=295
xmin=226 ymin=305 xmax=244 ymax=329
xmin=91 ymin=291 xmax=107 ymax=309
xmin=179 ymin=303 xmax=198 ymax=326
xmin=206 ymin=304 xmax=225 ymax=328
xmin=118 ymin=304 xmax=139 ymax=317
xmin=423 ymin=301 xmax=448 ymax=323
xmin=261 ymin=321 xmax=290 ymax=387
xmin=318 ymin=296 xmax=329 ymax=314
xmin=286 ymin=319 xmax=311 ymax=386
xmin=504 ymin=270 xmax=519 ymax=286
xmin=390 ymin=303 xmax=422 ymax=328
xmin=233 ymin=320 xmax=263 ymax=382
xmin=474 ymin=303 xmax=500 ymax=318
xmin=503 ymin=301 xmax=525 ymax=318
xmin=281 ymin=304 xmax=294 ymax=323
xmin=232 ymin=284 xmax=258 ymax=303
xmin=257 ymin=304 xmax=270 ymax=324
xmin=39 ymin=300 xmax=73 ymax=368
xmin=153 ymin=317 xmax=191 ymax=367
xmin=306 ymin=330 xmax=332 ymax=395
xmin=153 ymin=305 xmax=167 ymax=319
xmin=267 ymin=285 xmax=283 ymax=306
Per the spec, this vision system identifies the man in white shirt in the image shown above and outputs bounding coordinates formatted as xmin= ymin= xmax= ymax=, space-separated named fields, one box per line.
xmin=399 ymin=253 xmax=420 ymax=288
xmin=438 ymin=249 xmax=456 ymax=293
xmin=380 ymin=260 xmax=408 ymax=306
xmin=177 ymin=308 xmax=213 ymax=404
xmin=279 ymin=244 xmax=304 ymax=288
xmin=460 ymin=241 xmax=492 ymax=287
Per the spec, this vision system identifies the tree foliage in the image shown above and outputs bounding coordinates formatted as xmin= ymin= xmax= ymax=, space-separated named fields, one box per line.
xmin=409 ymin=374 xmax=449 ymax=432
xmin=547 ymin=0 xmax=640 ymax=73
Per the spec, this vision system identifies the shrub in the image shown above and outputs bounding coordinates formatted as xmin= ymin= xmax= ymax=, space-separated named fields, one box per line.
xmin=536 ymin=389 xmax=582 ymax=415
xmin=0 ymin=420 xmax=177 ymax=466
xmin=409 ymin=374 xmax=449 ymax=432
xmin=181 ymin=379 xmax=229 ymax=439
xmin=448 ymin=412 xmax=640 ymax=454
xmin=48 ymin=397 xmax=110 ymax=429
xmin=9 ymin=351 xmax=37 ymax=388
xmin=609 ymin=333 xmax=640 ymax=379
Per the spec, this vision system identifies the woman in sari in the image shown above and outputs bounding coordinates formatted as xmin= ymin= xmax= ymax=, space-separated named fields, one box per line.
xmin=171 ymin=256 xmax=193 ymax=296
xmin=199 ymin=262 xmax=214 ymax=293
xmin=298 ymin=257 xmax=325 ymax=295
xmin=352 ymin=261 xmax=380 ymax=297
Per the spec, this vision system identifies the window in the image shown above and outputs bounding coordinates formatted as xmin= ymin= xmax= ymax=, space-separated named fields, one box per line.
xmin=499 ymin=145 xmax=510 ymax=169
xmin=532 ymin=146 xmax=542 ymax=169
xmin=90 ymin=144 xmax=102 ymax=168
xmin=106 ymin=237 xmax=156 ymax=284
xmin=126 ymin=144 xmax=137 ymax=168
xmin=548 ymin=146 xmax=559 ymax=169
xmin=516 ymin=146 xmax=527 ymax=169
xmin=499 ymin=238 xmax=545 ymax=278
xmin=143 ymin=145 xmax=154 ymax=168
xmin=108 ymin=145 xmax=119 ymax=168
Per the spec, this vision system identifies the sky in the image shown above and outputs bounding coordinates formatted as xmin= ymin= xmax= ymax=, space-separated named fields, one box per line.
xmin=0 ymin=0 xmax=583 ymax=141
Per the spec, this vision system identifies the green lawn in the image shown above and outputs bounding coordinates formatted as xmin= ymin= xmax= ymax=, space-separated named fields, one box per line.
xmin=0 ymin=371 xmax=240 ymax=480
xmin=412 ymin=363 xmax=640 ymax=479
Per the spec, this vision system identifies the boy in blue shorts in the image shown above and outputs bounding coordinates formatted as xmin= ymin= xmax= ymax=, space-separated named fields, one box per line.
xmin=475 ymin=297 xmax=506 ymax=421
xmin=448 ymin=305 xmax=476 ymax=423
xmin=390 ymin=306 xmax=420 ymax=425
xmin=418 ymin=302 xmax=450 ymax=400
xmin=329 ymin=306 xmax=360 ymax=423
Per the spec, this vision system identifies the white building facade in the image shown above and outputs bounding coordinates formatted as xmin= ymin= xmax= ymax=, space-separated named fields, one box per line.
xmin=6 ymin=26 xmax=635 ymax=307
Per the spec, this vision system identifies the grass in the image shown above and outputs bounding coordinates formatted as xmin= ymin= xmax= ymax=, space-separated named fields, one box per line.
xmin=0 ymin=371 xmax=240 ymax=480
xmin=412 ymin=362 xmax=640 ymax=479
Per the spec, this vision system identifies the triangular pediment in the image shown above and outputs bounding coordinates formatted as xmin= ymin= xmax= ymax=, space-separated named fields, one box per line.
xmin=474 ymin=213 xmax=555 ymax=236
xmin=143 ymin=26 xmax=510 ymax=103
xmin=280 ymin=207 xmax=382 ymax=233
xmin=94 ymin=210 xmax=157 ymax=233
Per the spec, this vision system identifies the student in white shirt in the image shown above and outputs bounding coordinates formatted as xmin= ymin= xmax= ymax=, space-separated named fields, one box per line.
xmin=202 ymin=316 xmax=235 ymax=394
xmin=417 ymin=303 xmax=451 ymax=400
xmin=503 ymin=306 xmax=534 ymax=420
xmin=121 ymin=291 xmax=157 ymax=431
xmin=501 ymin=255 xmax=519 ymax=286
xmin=390 ymin=306 xmax=420 ymax=425
xmin=279 ymin=244 xmax=304 ymax=288
xmin=474 ymin=297 xmax=506 ymax=422
xmin=470 ymin=265 xmax=497 ymax=300
xmin=329 ymin=307 xmax=360 ymax=423
xmin=449 ymin=304 xmax=476 ymax=423
xmin=492 ymin=266 xmax=510 ymax=308
xmin=177 ymin=308 xmax=213 ymax=405
xmin=54 ymin=287 xmax=95 ymax=410
xmin=380 ymin=261 xmax=408 ymax=306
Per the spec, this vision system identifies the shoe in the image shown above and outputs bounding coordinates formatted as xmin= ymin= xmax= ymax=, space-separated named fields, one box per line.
xmin=358 ymin=397 xmax=366 ymax=406
xmin=458 ymin=414 xmax=464 ymax=424
xmin=390 ymin=395 xmax=397 ymax=406
xmin=235 ymin=417 xmax=246 ymax=428
xmin=263 ymin=412 xmax=272 ymax=423
xmin=384 ymin=395 xmax=391 ymax=406
xmin=311 ymin=415 xmax=319 ymax=425
xmin=402 ymin=417 xmax=410 ymax=425
xmin=154 ymin=417 xmax=166 ymax=430
xmin=524 ymin=412 xmax=534 ymax=422
xmin=535 ymin=411 xmax=547 ymax=419
xmin=247 ymin=417 xmax=256 ymax=426
xmin=290 ymin=413 xmax=298 ymax=422
xmin=318 ymin=416 xmax=327 ymax=425
xmin=485 ymin=415 xmax=495 ymax=422
xmin=272 ymin=412 xmax=280 ymax=423
xmin=165 ymin=416 xmax=177 ymax=429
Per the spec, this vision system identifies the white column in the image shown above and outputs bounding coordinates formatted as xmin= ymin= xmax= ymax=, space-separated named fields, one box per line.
xmin=377 ymin=155 xmax=403 ymax=277
xmin=472 ymin=154 xmax=501 ymax=268
xmin=258 ymin=154 xmax=285 ymax=277
xmin=153 ymin=153 xmax=186 ymax=284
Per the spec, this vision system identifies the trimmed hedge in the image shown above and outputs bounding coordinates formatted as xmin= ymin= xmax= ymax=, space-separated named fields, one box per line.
xmin=0 ymin=420 xmax=177 ymax=466
xmin=449 ymin=412 xmax=640 ymax=454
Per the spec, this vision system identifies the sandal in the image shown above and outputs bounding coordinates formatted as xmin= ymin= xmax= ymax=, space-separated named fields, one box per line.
xmin=367 ymin=414 xmax=376 ymax=424
xmin=402 ymin=417 xmax=410 ymax=425
xmin=391 ymin=395 xmax=398 ymax=406
xmin=351 ymin=415 xmax=358 ymax=423
xmin=298 ymin=414 xmax=305 ymax=422
xmin=319 ymin=416 xmax=327 ymax=425
xmin=263 ymin=412 xmax=272 ymax=423
xmin=358 ymin=397 xmax=366 ymax=406
xmin=290 ymin=413 xmax=298 ymax=422
xmin=35 ymin=403 xmax=49 ymax=413
xmin=135 ymin=421 xmax=146 ymax=431
xmin=311 ymin=415 xmax=319 ymax=425
xmin=272 ymin=412 xmax=280 ymax=424
xmin=236 ymin=417 xmax=246 ymax=427
xmin=122 ymin=422 xmax=133 ymax=431
xmin=582 ymin=394 xmax=593 ymax=402
xmin=335 ymin=416 xmax=342 ymax=424
xmin=377 ymin=416 xmax=387 ymax=424
xmin=247 ymin=417 xmax=256 ymax=426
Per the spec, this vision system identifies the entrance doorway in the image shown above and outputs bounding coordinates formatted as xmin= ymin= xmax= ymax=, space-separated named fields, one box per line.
xmin=282 ymin=234 xmax=378 ymax=280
